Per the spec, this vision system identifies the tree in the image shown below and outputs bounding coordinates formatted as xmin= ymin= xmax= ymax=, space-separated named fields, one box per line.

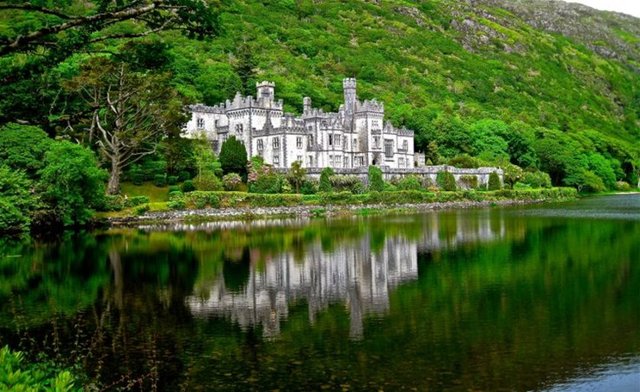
xmin=219 ymin=136 xmax=248 ymax=178
xmin=319 ymin=167 xmax=335 ymax=193
xmin=65 ymin=57 xmax=186 ymax=194
xmin=39 ymin=141 xmax=107 ymax=226
xmin=436 ymin=171 xmax=457 ymax=191
xmin=0 ymin=0 xmax=220 ymax=57
xmin=488 ymin=172 xmax=502 ymax=191
xmin=288 ymin=160 xmax=306 ymax=193
xmin=368 ymin=166 xmax=384 ymax=192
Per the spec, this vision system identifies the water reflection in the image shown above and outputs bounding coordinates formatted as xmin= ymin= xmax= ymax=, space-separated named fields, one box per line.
xmin=0 ymin=196 xmax=638 ymax=391
xmin=187 ymin=236 xmax=418 ymax=339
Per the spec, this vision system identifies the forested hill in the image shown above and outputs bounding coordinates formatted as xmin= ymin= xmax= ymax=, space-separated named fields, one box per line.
xmin=0 ymin=0 xmax=639 ymax=188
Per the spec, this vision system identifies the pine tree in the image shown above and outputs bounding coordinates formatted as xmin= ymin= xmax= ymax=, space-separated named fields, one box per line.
xmin=219 ymin=136 xmax=248 ymax=179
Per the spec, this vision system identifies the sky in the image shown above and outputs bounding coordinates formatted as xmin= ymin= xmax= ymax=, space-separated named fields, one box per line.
xmin=567 ymin=0 xmax=640 ymax=17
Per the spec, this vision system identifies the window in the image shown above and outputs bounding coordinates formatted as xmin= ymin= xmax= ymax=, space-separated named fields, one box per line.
xmin=328 ymin=134 xmax=333 ymax=146
xmin=273 ymin=154 xmax=280 ymax=165
xmin=196 ymin=118 xmax=204 ymax=128
xmin=257 ymin=139 xmax=264 ymax=151
xmin=353 ymin=138 xmax=358 ymax=150
xmin=296 ymin=137 xmax=303 ymax=149
xmin=335 ymin=155 xmax=342 ymax=167
xmin=384 ymin=140 xmax=393 ymax=158
xmin=273 ymin=137 xmax=280 ymax=149
xmin=344 ymin=156 xmax=349 ymax=167
xmin=297 ymin=155 xmax=302 ymax=163
xmin=308 ymin=134 xmax=314 ymax=147
xmin=407 ymin=158 xmax=412 ymax=167
xmin=402 ymin=140 xmax=408 ymax=151
xmin=308 ymin=156 xmax=314 ymax=166
xmin=372 ymin=120 xmax=379 ymax=128
xmin=355 ymin=156 xmax=364 ymax=167
xmin=344 ymin=136 xmax=348 ymax=149
xmin=335 ymin=135 xmax=341 ymax=147
xmin=222 ymin=134 xmax=228 ymax=142
xmin=235 ymin=124 xmax=243 ymax=135
xmin=374 ymin=136 xmax=380 ymax=148
xmin=399 ymin=158 xmax=405 ymax=167
xmin=307 ymin=125 xmax=313 ymax=132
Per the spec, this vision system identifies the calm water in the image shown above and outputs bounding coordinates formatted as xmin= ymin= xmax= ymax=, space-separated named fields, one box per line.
xmin=0 ymin=195 xmax=639 ymax=391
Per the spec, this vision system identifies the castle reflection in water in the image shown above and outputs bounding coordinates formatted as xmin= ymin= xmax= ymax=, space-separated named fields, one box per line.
xmin=185 ymin=212 xmax=507 ymax=338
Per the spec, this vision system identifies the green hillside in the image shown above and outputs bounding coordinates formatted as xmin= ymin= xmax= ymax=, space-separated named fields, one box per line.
xmin=0 ymin=0 xmax=639 ymax=189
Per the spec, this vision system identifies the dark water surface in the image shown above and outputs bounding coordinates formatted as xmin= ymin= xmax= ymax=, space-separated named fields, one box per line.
xmin=1 ymin=195 xmax=639 ymax=391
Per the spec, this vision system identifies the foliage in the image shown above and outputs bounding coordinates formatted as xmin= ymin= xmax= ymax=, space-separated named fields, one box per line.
xmin=219 ymin=136 xmax=248 ymax=178
xmin=458 ymin=175 xmax=479 ymax=190
xmin=222 ymin=173 xmax=243 ymax=191
xmin=0 ymin=166 xmax=37 ymax=233
xmin=396 ymin=175 xmax=424 ymax=191
xmin=38 ymin=141 xmax=107 ymax=226
xmin=288 ymin=160 xmax=306 ymax=194
xmin=436 ymin=171 xmax=457 ymax=191
xmin=520 ymin=171 xmax=552 ymax=189
xmin=193 ymin=172 xmax=223 ymax=192
xmin=330 ymin=175 xmax=365 ymax=194
xmin=319 ymin=168 xmax=335 ymax=193
xmin=0 ymin=123 xmax=52 ymax=178
xmin=368 ymin=166 xmax=385 ymax=192
xmin=181 ymin=180 xmax=196 ymax=193
xmin=488 ymin=172 xmax=502 ymax=191
xmin=0 ymin=346 xmax=79 ymax=391
xmin=248 ymin=161 xmax=286 ymax=194
xmin=300 ymin=179 xmax=319 ymax=195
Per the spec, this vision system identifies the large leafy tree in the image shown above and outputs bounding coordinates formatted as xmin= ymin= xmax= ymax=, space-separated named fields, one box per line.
xmin=0 ymin=0 xmax=220 ymax=57
xmin=65 ymin=57 xmax=186 ymax=194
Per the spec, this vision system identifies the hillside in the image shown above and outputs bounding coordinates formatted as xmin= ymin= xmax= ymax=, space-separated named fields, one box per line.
xmin=0 ymin=0 xmax=639 ymax=188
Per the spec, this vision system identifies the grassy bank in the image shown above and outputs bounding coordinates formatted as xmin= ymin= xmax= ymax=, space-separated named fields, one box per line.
xmin=99 ymin=187 xmax=578 ymax=221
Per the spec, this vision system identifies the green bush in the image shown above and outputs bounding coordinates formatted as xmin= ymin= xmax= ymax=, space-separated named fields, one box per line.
xmin=128 ymin=164 xmax=144 ymax=185
xmin=124 ymin=196 xmax=150 ymax=208
xmin=368 ymin=166 xmax=384 ymax=192
xmin=436 ymin=171 xmax=457 ymax=191
xmin=169 ymin=190 xmax=184 ymax=200
xmin=193 ymin=172 xmax=223 ymax=191
xmin=488 ymin=172 xmax=501 ymax=190
xmin=168 ymin=199 xmax=186 ymax=210
xmin=153 ymin=174 xmax=167 ymax=187
xmin=248 ymin=163 xmax=286 ymax=194
xmin=300 ymin=178 xmax=318 ymax=195
xmin=319 ymin=168 xmax=335 ymax=192
xmin=330 ymin=175 xmax=365 ymax=194
xmin=167 ymin=175 xmax=179 ymax=186
xmin=0 ymin=166 xmax=38 ymax=233
xmin=181 ymin=179 xmax=196 ymax=193
xmin=102 ymin=195 xmax=125 ymax=211
xmin=219 ymin=136 xmax=248 ymax=178
xmin=615 ymin=181 xmax=631 ymax=191
xmin=178 ymin=170 xmax=192 ymax=182
xmin=521 ymin=171 xmax=552 ymax=188
xmin=396 ymin=175 xmax=423 ymax=191
xmin=134 ymin=204 xmax=150 ymax=215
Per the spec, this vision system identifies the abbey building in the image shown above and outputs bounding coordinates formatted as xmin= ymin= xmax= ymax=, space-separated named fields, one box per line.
xmin=185 ymin=78 xmax=416 ymax=169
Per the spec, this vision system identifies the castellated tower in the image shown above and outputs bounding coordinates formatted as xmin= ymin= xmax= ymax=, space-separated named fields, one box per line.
xmin=256 ymin=81 xmax=275 ymax=102
xmin=343 ymin=78 xmax=357 ymax=114
xmin=303 ymin=97 xmax=312 ymax=114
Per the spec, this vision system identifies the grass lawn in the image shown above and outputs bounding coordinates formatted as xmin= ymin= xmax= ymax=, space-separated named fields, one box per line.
xmin=120 ymin=182 xmax=170 ymax=202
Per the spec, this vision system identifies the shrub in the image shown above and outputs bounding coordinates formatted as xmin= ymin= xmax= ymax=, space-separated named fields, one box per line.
xmin=330 ymin=175 xmax=364 ymax=193
xmin=300 ymin=178 xmax=318 ymax=195
xmin=181 ymin=179 xmax=196 ymax=193
xmin=397 ymin=175 xmax=423 ymax=191
xmin=436 ymin=171 xmax=457 ymax=191
xmin=0 ymin=346 xmax=77 ymax=391
xmin=168 ymin=190 xmax=184 ymax=200
xmin=521 ymin=171 xmax=552 ymax=188
xmin=223 ymin=173 xmax=243 ymax=191
xmin=488 ymin=171 xmax=501 ymax=190
xmin=615 ymin=181 xmax=631 ymax=191
xmin=185 ymin=191 xmax=210 ymax=209
xmin=128 ymin=164 xmax=144 ymax=185
xmin=168 ymin=185 xmax=180 ymax=193
xmin=102 ymin=195 xmax=125 ymax=211
xmin=249 ymin=162 xmax=286 ymax=194
xmin=193 ymin=172 xmax=223 ymax=191
xmin=153 ymin=174 xmax=166 ymax=187
xmin=168 ymin=199 xmax=186 ymax=210
xmin=167 ymin=175 xmax=179 ymax=185
xmin=368 ymin=166 xmax=384 ymax=192
xmin=134 ymin=204 xmax=150 ymax=215
xmin=319 ymin=167 xmax=335 ymax=192
xmin=124 ymin=196 xmax=150 ymax=208
xmin=177 ymin=170 xmax=192 ymax=182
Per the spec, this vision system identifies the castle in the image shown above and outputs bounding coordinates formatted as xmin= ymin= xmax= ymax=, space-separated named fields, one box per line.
xmin=185 ymin=78 xmax=416 ymax=169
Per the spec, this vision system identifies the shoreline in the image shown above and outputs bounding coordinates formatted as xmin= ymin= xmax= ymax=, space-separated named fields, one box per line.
xmin=107 ymin=198 xmax=554 ymax=227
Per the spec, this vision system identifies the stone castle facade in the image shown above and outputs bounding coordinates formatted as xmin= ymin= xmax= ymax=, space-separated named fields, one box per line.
xmin=185 ymin=78 xmax=416 ymax=169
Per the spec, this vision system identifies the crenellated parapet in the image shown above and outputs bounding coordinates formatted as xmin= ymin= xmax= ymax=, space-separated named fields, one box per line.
xmin=357 ymin=99 xmax=384 ymax=113
xmin=188 ymin=104 xmax=225 ymax=114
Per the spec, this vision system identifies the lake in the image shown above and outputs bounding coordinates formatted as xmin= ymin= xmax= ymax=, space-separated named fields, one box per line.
xmin=0 ymin=194 xmax=639 ymax=391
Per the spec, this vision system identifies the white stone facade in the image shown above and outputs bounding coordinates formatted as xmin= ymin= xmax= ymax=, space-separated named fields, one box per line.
xmin=184 ymin=79 xmax=415 ymax=169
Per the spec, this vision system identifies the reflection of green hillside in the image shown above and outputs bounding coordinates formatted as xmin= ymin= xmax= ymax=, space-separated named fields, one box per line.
xmin=0 ymin=206 xmax=638 ymax=390
xmin=184 ymin=218 xmax=640 ymax=391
